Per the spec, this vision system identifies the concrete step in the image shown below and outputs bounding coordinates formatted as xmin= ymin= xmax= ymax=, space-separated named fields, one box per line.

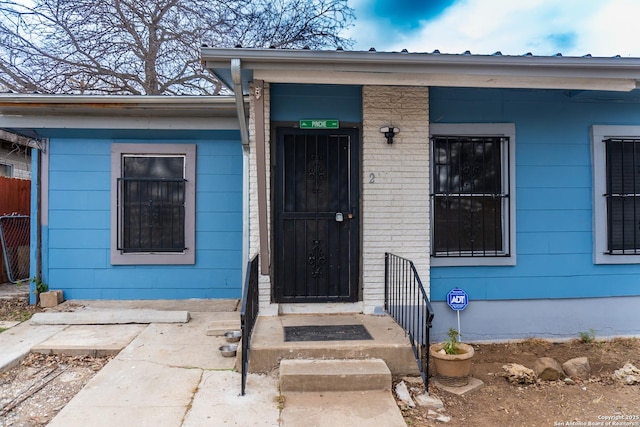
xmin=30 ymin=310 xmax=190 ymax=325
xmin=279 ymin=358 xmax=391 ymax=392
xmin=281 ymin=390 xmax=406 ymax=427
xmin=204 ymin=312 xmax=241 ymax=336
xmin=248 ymin=314 xmax=420 ymax=376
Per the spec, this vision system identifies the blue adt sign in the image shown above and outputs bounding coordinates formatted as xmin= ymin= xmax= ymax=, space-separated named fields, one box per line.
xmin=447 ymin=288 xmax=469 ymax=311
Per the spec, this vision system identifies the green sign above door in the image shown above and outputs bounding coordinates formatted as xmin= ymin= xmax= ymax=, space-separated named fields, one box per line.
xmin=299 ymin=119 xmax=339 ymax=129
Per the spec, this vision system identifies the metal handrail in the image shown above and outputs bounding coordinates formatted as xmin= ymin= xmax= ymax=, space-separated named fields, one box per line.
xmin=240 ymin=254 xmax=259 ymax=396
xmin=384 ymin=252 xmax=434 ymax=391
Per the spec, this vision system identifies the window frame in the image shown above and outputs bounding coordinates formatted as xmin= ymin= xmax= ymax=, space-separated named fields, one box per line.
xmin=0 ymin=162 xmax=14 ymax=177
xmin=429 ymin=123 xmax=516 ymax=267
xmin=591 ymin=125 xmax=640 ymax=264
xmin=110 ymin=143 xmax=196 ymax=265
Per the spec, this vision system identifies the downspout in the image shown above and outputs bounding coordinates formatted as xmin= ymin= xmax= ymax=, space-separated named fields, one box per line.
xmin=231 ymin=59 xmax=251 ymax=284
xmin=29 ymin=138 xmax=47 ymax=305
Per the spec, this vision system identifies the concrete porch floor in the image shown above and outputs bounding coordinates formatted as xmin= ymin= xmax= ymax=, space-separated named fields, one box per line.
xmin=248 ymin=313 xmax=421 ymax=376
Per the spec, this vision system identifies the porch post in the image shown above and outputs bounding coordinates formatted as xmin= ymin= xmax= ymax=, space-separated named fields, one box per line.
xmin=253 ymin=79 xmax=270 ymax=274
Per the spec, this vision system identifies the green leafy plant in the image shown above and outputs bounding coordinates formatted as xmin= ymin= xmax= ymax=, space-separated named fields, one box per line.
xmin=30 ymin=277 xmax=48 ymax=294
xmin=443 ymin=327 xmax=461 ymax=355
xmin=578 ymin=328 xmax=596 ymax=344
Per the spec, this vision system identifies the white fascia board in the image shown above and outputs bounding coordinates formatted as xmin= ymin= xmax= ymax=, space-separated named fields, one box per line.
xmin=0 ymin=115 xmax=241 ymax=130
xmin=0 ymin=94 xmax=237 ymax=105
xmin=0 ymin=95 xmax=246 ymax=130
xmin=253 ymin=69 xmax=636 ymax=92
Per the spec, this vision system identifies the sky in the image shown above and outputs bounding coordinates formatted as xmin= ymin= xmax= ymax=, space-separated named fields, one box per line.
xmin=346 ymin=0 xmax=640 ymax=57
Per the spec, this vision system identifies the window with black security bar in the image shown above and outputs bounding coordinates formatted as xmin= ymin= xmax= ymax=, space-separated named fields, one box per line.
xmin=117 ymin=155 xmax=186 ymax=253
xmin=431 ymin=136 xmax=510 ymax=257
xmin=604 ymin=138 xmax=640 ymax=254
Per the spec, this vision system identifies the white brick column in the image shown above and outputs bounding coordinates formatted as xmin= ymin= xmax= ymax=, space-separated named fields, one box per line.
xmin=361 ymin=86 xmax=431 ymax=314
xmin=248 ymin=83 xmax=276 ymax=314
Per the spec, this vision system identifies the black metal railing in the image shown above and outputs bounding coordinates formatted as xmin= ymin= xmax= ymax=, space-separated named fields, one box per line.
xmin=0 ymin=215 xmax=30 ymax=283
xmin=384 ymin=252 xmax=434 ymax=392
xmin=240 ymin=254 xmax=259 ymax=396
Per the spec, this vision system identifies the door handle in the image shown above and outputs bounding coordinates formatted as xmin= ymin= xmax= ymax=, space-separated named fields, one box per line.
xmin=335 ymin=212 xmax=354 ymax=222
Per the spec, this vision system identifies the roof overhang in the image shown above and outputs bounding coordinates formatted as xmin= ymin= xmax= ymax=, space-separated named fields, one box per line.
xmin=0 ymin=94 xmax=248 ymax=130
xmin=202 ymin=48 xmax=640 ymax=93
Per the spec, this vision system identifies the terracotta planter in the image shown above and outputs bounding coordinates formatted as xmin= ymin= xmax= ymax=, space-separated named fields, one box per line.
xmin=430 ymin=342 xmax=475 ymax=386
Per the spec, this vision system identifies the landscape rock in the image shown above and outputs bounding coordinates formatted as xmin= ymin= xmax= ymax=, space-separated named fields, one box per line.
xmin=436 ymin=414 xmax=452 ymax=423
xmin=395 ymin=380 xmax=415 ymax=408
xmin=534 ymin=357 xmax=565 ymax=381
xmin=612 ymin=363 xmax=640 ymax=385
xmin=501 ymin=363 xmax=537 ymax=385
xmin=414 ymin=393 xmax=444 ymax=409
xmin=562 ymin=357 xmax=590 ymax=380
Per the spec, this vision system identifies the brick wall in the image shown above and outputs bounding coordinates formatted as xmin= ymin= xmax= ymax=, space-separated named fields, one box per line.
xmin=361 ymin=86 xmax=430 ymax=313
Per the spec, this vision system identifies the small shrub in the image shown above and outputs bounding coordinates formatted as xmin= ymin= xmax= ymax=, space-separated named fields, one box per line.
xmin=578 ymin=328 xmax=596 ymax=343
xmin=30 ymin=277 xmax=48 ymax=294
xmin=443 ymin=328 xmax=461 ymax=355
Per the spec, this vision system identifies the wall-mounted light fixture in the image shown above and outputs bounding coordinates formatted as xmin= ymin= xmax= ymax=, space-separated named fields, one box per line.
xmin=380 ymin=126 xmax=399 ymax=144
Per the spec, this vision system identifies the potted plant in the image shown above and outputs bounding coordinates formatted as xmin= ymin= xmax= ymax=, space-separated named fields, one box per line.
xmin=429 ymin=328 xmax=475 ymax=386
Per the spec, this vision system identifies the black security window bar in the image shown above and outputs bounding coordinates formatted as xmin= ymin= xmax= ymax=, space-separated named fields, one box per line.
xmin=117 ymin=155 xmax=186 ymax=253
xmin=604 ymin=138 xmax=640 ymax=254
xmin=431 ymin=136 xmax=510 ymax=257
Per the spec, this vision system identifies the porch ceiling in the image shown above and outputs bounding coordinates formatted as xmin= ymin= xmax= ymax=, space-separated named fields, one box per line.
xmin=202 ymin=48 xmax=640 ymax=93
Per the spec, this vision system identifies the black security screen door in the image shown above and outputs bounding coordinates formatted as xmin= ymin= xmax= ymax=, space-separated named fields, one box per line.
xmin=274 ymin=128 xmax=360 ymax=303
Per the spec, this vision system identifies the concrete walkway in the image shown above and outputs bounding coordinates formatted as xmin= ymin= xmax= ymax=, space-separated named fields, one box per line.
xmin=0 ymin=300 xmax=407 ymax=426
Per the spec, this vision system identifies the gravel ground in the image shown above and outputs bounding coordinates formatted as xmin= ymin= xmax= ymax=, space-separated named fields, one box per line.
xmin=0 ymin=296 xmax=111 ymax=426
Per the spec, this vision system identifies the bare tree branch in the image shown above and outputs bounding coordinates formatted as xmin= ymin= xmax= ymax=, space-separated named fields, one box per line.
xmin=0 ymin=0 xmax=354 ymax=95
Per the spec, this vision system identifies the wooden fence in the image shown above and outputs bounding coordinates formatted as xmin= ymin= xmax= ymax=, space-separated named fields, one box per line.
xmin=0 ymin=176 xmax=30 ymax=215
xmin=0 ymin=176 xmax=31 ymax=282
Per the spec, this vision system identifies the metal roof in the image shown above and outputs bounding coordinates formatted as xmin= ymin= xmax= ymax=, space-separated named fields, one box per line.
xmin=201 ymin=47 xmax=640 ymax=93
xmin=0 ymin=94 xmax=248 ymax=131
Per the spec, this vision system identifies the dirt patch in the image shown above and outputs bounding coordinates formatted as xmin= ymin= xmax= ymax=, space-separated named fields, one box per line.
xmin=0 ymin=296 xmax=42 ymax=323
xmin=0 ymin=297 xmax=109 ymax=426
xmin=399 ymin=338 xmax=640 ymax=426
xmin=0 ymin=353 xmax=111 ymax=426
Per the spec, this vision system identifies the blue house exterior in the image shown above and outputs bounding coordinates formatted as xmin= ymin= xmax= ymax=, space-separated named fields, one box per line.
xmin=0 ymin=96 xmax=245 ymax=302
xmin=429 ymin=87 xmax=640 ymax=340
xmin=3 ymin=49 xmax=640 ymax=341
xmin=201 ymin=48 xmax=640 ymax=340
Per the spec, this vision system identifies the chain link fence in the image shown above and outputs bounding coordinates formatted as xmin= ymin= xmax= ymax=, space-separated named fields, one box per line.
xmin=0 ymin=215 xmax=30 ymax=283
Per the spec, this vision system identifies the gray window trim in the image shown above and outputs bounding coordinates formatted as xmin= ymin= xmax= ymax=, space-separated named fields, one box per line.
xmin=111 ymin=143 xmax=196 ymax=265
xmin=429 ymin=123 xmax=516 ymax=267
xmin=591 ymin=125 xmax=640 ymax=264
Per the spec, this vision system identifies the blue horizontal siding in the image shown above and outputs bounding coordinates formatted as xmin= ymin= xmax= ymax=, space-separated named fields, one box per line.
xmin=517 ymin=165 xmax=591 ymax=188
xmin=270 ymin=84 xmax=362 ymax=123
xmin=517 ymin=188 xmax=591 ymax=210
xmin=48 ymin=190 xmax=110 ymax=210
xmin=42 ymin=130 xmax=243 ymax=300
xmin=48 ymin=229 xmax=110 ymax=249
xmin=49 ymin=210 xmax=109 ymax=229
xmin=430 ymin=87 xmax=640 ymax=301
xmin=49 ymin=154 xmax=110 ymax=172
